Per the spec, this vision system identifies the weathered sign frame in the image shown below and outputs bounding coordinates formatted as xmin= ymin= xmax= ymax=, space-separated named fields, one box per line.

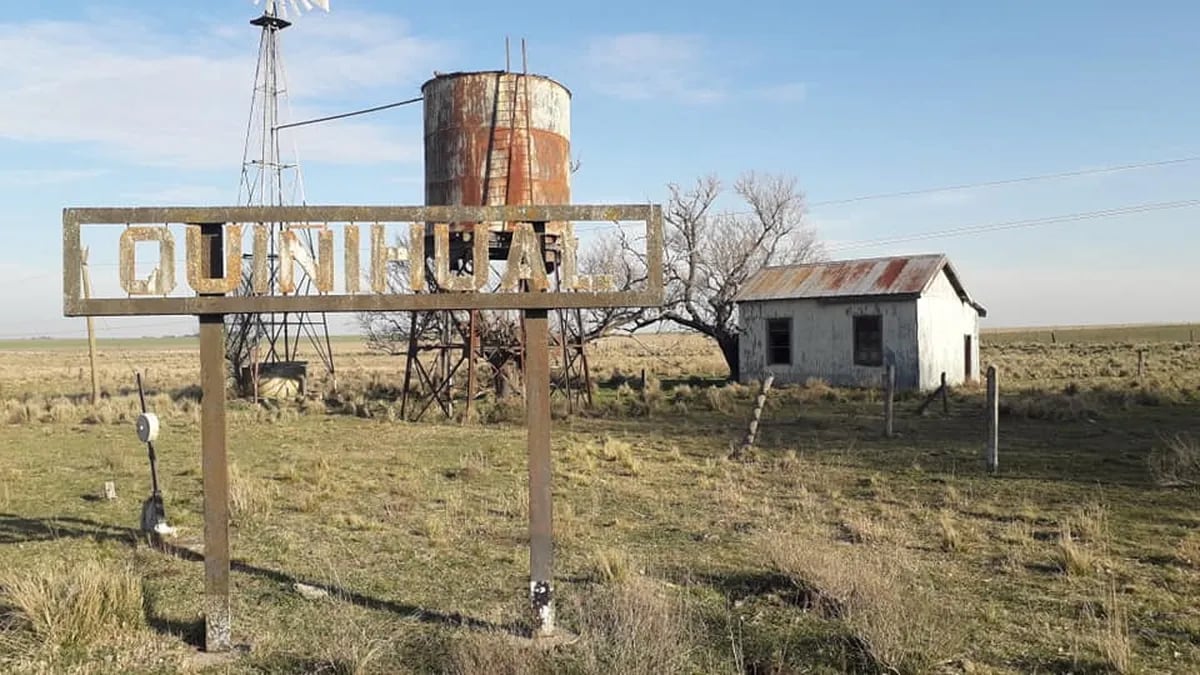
xmin=62 ymin=203 xmax=663 ymax=651
xmin=63 ymin=204 xmax=662 ymax=315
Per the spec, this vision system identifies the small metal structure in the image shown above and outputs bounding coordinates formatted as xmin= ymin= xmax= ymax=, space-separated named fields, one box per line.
xmin=135 ymin=372 xmax=173 ymax=536
xmin=63 ymin=203 xmax=663 ymax=651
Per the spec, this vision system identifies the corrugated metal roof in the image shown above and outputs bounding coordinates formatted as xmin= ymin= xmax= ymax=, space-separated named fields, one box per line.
xmin=736 ymin=253 xmax=985 ymax=315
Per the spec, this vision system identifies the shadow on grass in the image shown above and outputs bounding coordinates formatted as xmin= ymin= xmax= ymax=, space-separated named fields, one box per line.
xmin=0 ymin=513 xmax=513 ymax=638
xmin=1009 ymin=656 xmax=1113 ymax=674
xmin=687 ymin=569 xmax=816 ymax=608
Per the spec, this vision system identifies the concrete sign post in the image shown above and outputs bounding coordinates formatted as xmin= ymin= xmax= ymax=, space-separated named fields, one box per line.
xmin=63 ymin=203 xmax=663 ymax=650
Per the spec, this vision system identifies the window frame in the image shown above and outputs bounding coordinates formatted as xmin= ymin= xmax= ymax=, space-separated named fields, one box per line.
xmin=852 ymin=314 xmax=884 ymax=367
xmin=765 ymin=317 xmax=792 ymax=366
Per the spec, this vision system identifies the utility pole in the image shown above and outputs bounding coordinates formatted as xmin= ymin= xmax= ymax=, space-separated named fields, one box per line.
xmin=81 ymin=247 xmax=100 ymax=405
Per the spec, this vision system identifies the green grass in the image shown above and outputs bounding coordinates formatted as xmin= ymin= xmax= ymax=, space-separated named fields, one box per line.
xmin=0 ymin=375 xmax=1198 ymax=673
xmin=0 ymin=333 xmax=1199 ymax=672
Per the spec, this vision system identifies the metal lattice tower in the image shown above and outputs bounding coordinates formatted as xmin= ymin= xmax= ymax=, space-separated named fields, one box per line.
xmin=226 ymin=7 xmax=336 ymax=395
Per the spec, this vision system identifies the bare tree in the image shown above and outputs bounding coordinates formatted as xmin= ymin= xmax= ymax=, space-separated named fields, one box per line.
xmin=621 ymin=171 xmax=822 ymax=380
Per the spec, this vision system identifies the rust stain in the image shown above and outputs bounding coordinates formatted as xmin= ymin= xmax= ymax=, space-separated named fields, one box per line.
xmin=422 ymin=71 xmax=571 ymax=237
xmin=735 ymin=254 xmax=953 ymax=302
xmin=875 ymin=258 xmax=908 ymax=290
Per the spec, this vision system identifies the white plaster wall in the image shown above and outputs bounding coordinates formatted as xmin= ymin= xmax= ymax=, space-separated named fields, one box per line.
xmin=739 ymin=298 xmax=920 ymax=389
xmin=915 ymin=270 xmax=981 ymax=389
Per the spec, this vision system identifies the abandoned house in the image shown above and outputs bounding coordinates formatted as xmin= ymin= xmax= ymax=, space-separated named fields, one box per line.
xmin=735 ymin=254 xmax=987 ymax=390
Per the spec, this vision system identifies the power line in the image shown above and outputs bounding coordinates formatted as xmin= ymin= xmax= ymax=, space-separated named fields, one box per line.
xmin=808 ymin=155 xmax=1200 ymax=208
xmin=824 ymin=198 xmax=1200 ymax=253
xmin=572 ymin=154 xmax=1200 ymax=233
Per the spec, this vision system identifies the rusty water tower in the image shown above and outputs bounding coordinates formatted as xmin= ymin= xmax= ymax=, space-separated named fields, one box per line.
xmin=420 ymin=70 xmax=572 ymax=270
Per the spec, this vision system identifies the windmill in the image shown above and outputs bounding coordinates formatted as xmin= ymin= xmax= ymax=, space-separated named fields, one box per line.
xmin=226 ymin=0 xmax=337 ymax=397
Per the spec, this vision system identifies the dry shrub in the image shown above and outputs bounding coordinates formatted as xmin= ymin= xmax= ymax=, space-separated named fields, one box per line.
xmin=671 ymin=384 xmax=694 ymax=402
xmin=45 ymin=397 xmax=77 ymax=424
xmin=1054 ymin=523 xmax=1095 ymax=576
xmin=448 ymin=575 xmax=694 ymax=675
xmin=1085 ymin=585 xmax=1132 ymax=674
xmin=724 ymin=382 xmax=750 ymax=398
xmin=941 ymin=484 xmax=966 ymax=509
xmin=483 ymin=398 xmax=526 ymax=425
xmin=0 ymin=560 xmax=145 ymax=655
xmin=229 ymin=464 xmax=277 ymax=522
xmin=1176 ymin=531 xmax=1200 ymax=568
xmin=794 ymin=377 xmax=841 ymax=403
xmin=761 ymin=534 xmax=965 ymax=674
xmin=81 ymin=403 xmax=114 ymax=426
xmin=1072 ymin=501 xmax=1109 ymax=543
xmin=704 ymin=386 xmax=733 ymax=413
xmin=4 ymin=399 xmax=33 ymax=425
xmin=1001 ymin=392 xmax=1097 ymax=421
xmin=567 ymin=575 xmax=694 ymax=673
xmin=589 ymin=547 xmax=636 ymax=584
xmin=838 ymin=514 xmax=887 ymax=545
xmin=587 ymin=436 xmax=640 ymax=476
xmin=1000 ymin=520 xmax=1034 ymax=547
xmin=1146 ymin=432 xmax=1200 ymax=486
xmin=938 ymin=511 xmax=962 ymax=552
xmin=447 ymin=631 xmax=551 ymax=675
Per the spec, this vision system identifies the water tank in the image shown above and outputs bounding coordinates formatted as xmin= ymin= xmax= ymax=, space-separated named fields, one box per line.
xmin=421 ymin=71 xmax=572 ymax=263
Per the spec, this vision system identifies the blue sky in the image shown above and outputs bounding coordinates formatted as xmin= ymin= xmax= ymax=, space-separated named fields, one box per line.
xmin=1 ymin=0 xmax=1197 ymax=337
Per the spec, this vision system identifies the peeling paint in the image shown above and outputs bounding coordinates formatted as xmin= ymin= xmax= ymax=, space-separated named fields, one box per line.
xmin=739 ymin=266 xmax=982 ymax=391
xmin=204 ymin=594 xmax=232 ymax=653
xmin=530 ymin=580 xmax=555 ymax=635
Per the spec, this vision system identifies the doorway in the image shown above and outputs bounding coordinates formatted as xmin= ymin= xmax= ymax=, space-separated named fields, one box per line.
xmin=964 ymin=335 xmax=973 ymax=382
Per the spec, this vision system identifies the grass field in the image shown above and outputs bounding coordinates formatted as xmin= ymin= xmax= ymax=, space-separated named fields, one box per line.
xmin=0 ymin=327 xmax=1198 ymax=673
xmin=981 ymin=323 xmax=1200 ymax=346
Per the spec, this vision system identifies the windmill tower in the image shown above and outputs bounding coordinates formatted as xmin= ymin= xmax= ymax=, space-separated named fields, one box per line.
xmin=226 ymin=0 xmax=337 ymax=397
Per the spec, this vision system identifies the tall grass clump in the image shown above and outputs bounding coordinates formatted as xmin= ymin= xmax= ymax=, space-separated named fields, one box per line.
xmin=1054 ymin=522 xmax=1095 ymax=576
xmin=446 ymin=574 xmax=696 ymax=675
xmin=760 ymin=534 xmax=965 ymax=674
xmin=229 ymin=464 xmax=277 ymax=523
xmin=1085 ymin=585 xmax=1132 ymax=673
xmin=1147 ymin=432 xmax=1199 ymax=486
xmin=938 ymin=511 xmax=963 ymax=552
xmin=0 ymin=560 xmax=146 ymax=657
xmin=704 ymin=386 xmax=733 ymax=413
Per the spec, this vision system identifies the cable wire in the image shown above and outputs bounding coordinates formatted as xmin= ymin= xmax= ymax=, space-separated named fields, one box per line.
xmin=808 ymin=155 xmax=1200 ymax=208
xmin=274 ymin=96 xmax=423 ymax=131
xmin=824 ymin=198 xmax=1200 ymax=253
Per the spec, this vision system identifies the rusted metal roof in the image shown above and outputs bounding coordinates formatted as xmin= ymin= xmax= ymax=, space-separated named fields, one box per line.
xmin=736 ymin=253 xmax=986 ymax=315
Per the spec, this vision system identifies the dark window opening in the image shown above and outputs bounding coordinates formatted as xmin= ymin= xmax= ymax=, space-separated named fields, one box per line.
xmin=853 ymin=315 xmax=883 ymax=366
xmin=766 ymin=318 xmax=792 ymax=365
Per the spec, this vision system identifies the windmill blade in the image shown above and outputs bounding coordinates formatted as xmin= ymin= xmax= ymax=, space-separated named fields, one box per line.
xmin=250 ymin=0 xmax=331 ymax=15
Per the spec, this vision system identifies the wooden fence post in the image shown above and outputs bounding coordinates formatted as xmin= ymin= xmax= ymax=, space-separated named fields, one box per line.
xmin=986 ymin=366 xmax=998 ymax=474
xmin=80 ymin=247 xmax=100 ymax=406
xmin=732 ymin=374 xmax=775 ymax=459
xmin=883 ymin=364 xmax=895 ymax=438
xmin=1136 ymin=349 xmax=1146 ymax=378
